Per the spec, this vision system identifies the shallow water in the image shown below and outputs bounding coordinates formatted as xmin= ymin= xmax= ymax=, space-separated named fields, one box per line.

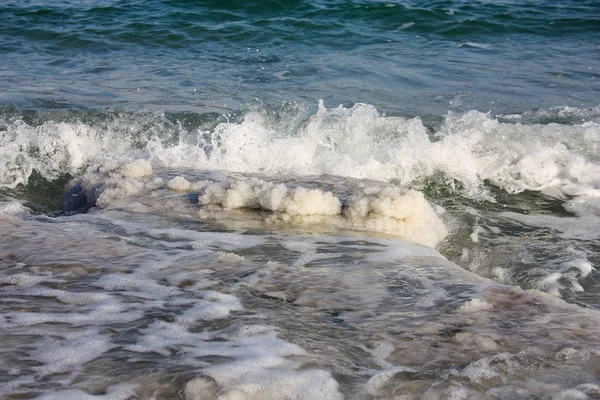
xmin=1 ymin=0 xmax=600 ymax=399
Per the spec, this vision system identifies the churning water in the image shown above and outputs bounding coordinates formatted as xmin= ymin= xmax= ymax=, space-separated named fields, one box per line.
xmin=1 ymin=1 xmax=600 ymax=399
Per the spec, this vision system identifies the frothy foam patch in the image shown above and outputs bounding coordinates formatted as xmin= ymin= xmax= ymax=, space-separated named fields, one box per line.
xmin=199 ymin=178 xmax=341 ymax=216
xmin=344 ymin=186 xmax=447 ymax=246
xmin=128 ymin=320 xmax=344 ymax=399
xmin=75 ymin=168 xmax=447 ymax=247
xmin=2 ymin=286 xmax=113 ymax=306
xmin=533 ymin=258 xmax=594 ymax=297
xmin=0 ymin=273 xmax=49 ymax=288
xmin=455 ymin=348 xmax=600 ymax=398
xmin=0 ymin=302 xmax=144 ymax=329
xmin=31 ymin=331 xmax=116 ymax=377
xmin=469 ymin=207 xmax=598 ymax=300
xmin=196 ymin=178 xmax=446 ymax=247
xmin=93 ymin=162 xmax=163 ymax=208
xmin=362 ymin=366 xmax=416 ymax=396
xmin=0 ymin=215 xmax=348 ymax=399
xmin=94 ymin=273 xmax=181 ymax=298
xmin=168 ymin=176 xmax=193 ymax=191
xmin=119 ymin=159 xmax=153 ymax=178
xmin=187 ymin=367 xmax=343 ymax=400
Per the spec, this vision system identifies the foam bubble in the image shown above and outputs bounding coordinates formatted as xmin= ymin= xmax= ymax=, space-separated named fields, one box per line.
xmin=362 ymin=366 xmax=415 ymax=396
xmin=167 ymin=176 xmax=192 ymax=191
xmin=3 ymin=286 xmax=113 ymax=306
xmin=185 ymin=377 xmax=218 ymax=400
xmin=344 ymin=186 xmax=447 ymax=247
xmin=120 ymin=159 xmax=152 ymax=178
xmin=127 ymin=318 xmax=344 ymax=399
xmin=0 ymin=301 xmax=144 ymax=329
xmin=218 ymin=252 xmax=246 ymax=263
xmin=78 ymin=170 xmax=447 ymax=247
xmin=191 ymin=368 xmax=343 ymax=400
xmin=199 ymin=179 xmax=341 ymax=216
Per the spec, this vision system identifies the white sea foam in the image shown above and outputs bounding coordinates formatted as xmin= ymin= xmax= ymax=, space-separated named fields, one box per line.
xmin=0 ymin=273 xmax=48 ymax=288
xmin=532 ymin=256 xmax=595 ymax=297
xmin=191 ymin=102 xmax=600 ymax=201
xmin=197 ymin=178 xmax=446 ymax=246
xmin=2 ymin=103 xmax=599 ymax=206
xmin=199 ymin=179 xmax=446 ymax=246
xmin=0 ymin=113 xmax=157 ymax=188
xmin=119 ymin=159 xmax=152 ymax=178
xmin=344 ymin=186 xmax=447 ymax=246
xmin=2 ymin=286 xmax=113 ymax=306
xmin=127 ymin=320 xmax=344 ymax=399
xmin=31 ymin=331 xmax=116 ymax=377
xmin=167 ymin=175 xmax=193 ymax=191
xmin=0 ymin=201 xmax=30 ymax=216
xmin=81 ymin=168 xmax=447 ymax=247
xmin=176 ymin=291 xmax=243 ymax=323
xmin=458 ymin=42 xmax=492 ymax=49
xmin=198 ymin=178 xmax=342 ymax=216
xmin=35 ymin=383 xmax=139 ymax=400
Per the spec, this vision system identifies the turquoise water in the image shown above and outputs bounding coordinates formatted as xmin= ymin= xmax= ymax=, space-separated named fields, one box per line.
xmin=1 ymin=0 xmax=599 ymax=114
xmin=1 ymin=1 xmax=600 ymax=399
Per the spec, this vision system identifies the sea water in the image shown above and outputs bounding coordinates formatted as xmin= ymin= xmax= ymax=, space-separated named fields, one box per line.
xmin=1 ymin=1 xmax=600 ymax=399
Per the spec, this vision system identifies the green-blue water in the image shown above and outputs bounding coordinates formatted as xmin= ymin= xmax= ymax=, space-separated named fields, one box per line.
xmin=1 ymin=0 xmax=599 ymax=114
